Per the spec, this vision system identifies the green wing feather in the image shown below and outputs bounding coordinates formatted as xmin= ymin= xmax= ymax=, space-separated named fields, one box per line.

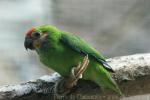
xmin=60 ymin=31 xmax=114 ymax=72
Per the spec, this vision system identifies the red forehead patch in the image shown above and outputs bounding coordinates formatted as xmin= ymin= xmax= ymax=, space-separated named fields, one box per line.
xmin=26 ymin=27 xmax=36 ymax=37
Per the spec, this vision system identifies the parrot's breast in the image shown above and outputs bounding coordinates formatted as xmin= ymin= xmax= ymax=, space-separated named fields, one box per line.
xmin=38 ymin=43 xmax=84 ymax=77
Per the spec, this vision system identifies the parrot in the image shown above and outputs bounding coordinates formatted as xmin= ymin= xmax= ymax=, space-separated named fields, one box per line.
xmin=24 ymin=25 xmax=122 ymax=95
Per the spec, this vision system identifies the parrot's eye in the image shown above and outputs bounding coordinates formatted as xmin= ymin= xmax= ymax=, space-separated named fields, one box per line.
xmin=31 ymin=32 xmax=40 ymax=38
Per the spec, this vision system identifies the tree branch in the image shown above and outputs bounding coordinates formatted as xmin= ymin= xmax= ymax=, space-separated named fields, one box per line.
xmin=0 ymin=53 xmax=150 ymax=100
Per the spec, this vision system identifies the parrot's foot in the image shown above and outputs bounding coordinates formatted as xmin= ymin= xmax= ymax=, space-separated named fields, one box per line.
xmin=54 ymin=55 xmax=89 ymax=95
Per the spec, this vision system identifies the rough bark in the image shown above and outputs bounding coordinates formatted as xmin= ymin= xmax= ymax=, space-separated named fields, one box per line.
xmin=0 ymin=53 xmax=150 ymax=100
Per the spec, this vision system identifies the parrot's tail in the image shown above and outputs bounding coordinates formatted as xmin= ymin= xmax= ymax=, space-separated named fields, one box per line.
xmin=93 ymin=65 xmax=123 ymax=96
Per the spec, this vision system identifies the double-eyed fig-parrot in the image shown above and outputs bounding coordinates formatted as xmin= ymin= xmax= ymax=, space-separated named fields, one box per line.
xmin=24 ymin=25 xmax=122 ymax=95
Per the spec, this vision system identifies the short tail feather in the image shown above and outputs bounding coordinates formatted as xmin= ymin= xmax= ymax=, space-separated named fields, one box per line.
xmin=94 ymin=65 xmax=123 ymax=96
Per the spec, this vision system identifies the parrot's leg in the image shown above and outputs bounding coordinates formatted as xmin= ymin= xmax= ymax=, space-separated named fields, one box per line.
xmin=70 ymin=55 xmax=89 ymax=87
xmin=54 ymin=55 xmax=89 ymax=95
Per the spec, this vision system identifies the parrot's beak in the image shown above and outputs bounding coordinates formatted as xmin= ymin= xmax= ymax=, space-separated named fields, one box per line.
xmin=24 ymin=37 xmax=35 ymax=50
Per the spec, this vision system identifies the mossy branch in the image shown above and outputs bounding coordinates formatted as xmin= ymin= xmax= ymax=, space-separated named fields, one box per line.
xmin=0 ymin=53 xmax=150 ymax=100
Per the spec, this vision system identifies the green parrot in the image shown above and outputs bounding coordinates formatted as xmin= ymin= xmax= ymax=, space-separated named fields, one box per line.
xmin=24 ymin=25 xmax=122 ymax=95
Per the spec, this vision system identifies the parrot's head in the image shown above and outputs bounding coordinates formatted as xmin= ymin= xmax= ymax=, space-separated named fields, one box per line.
xmin=24 ymin=25 xmax=60 ymax=50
